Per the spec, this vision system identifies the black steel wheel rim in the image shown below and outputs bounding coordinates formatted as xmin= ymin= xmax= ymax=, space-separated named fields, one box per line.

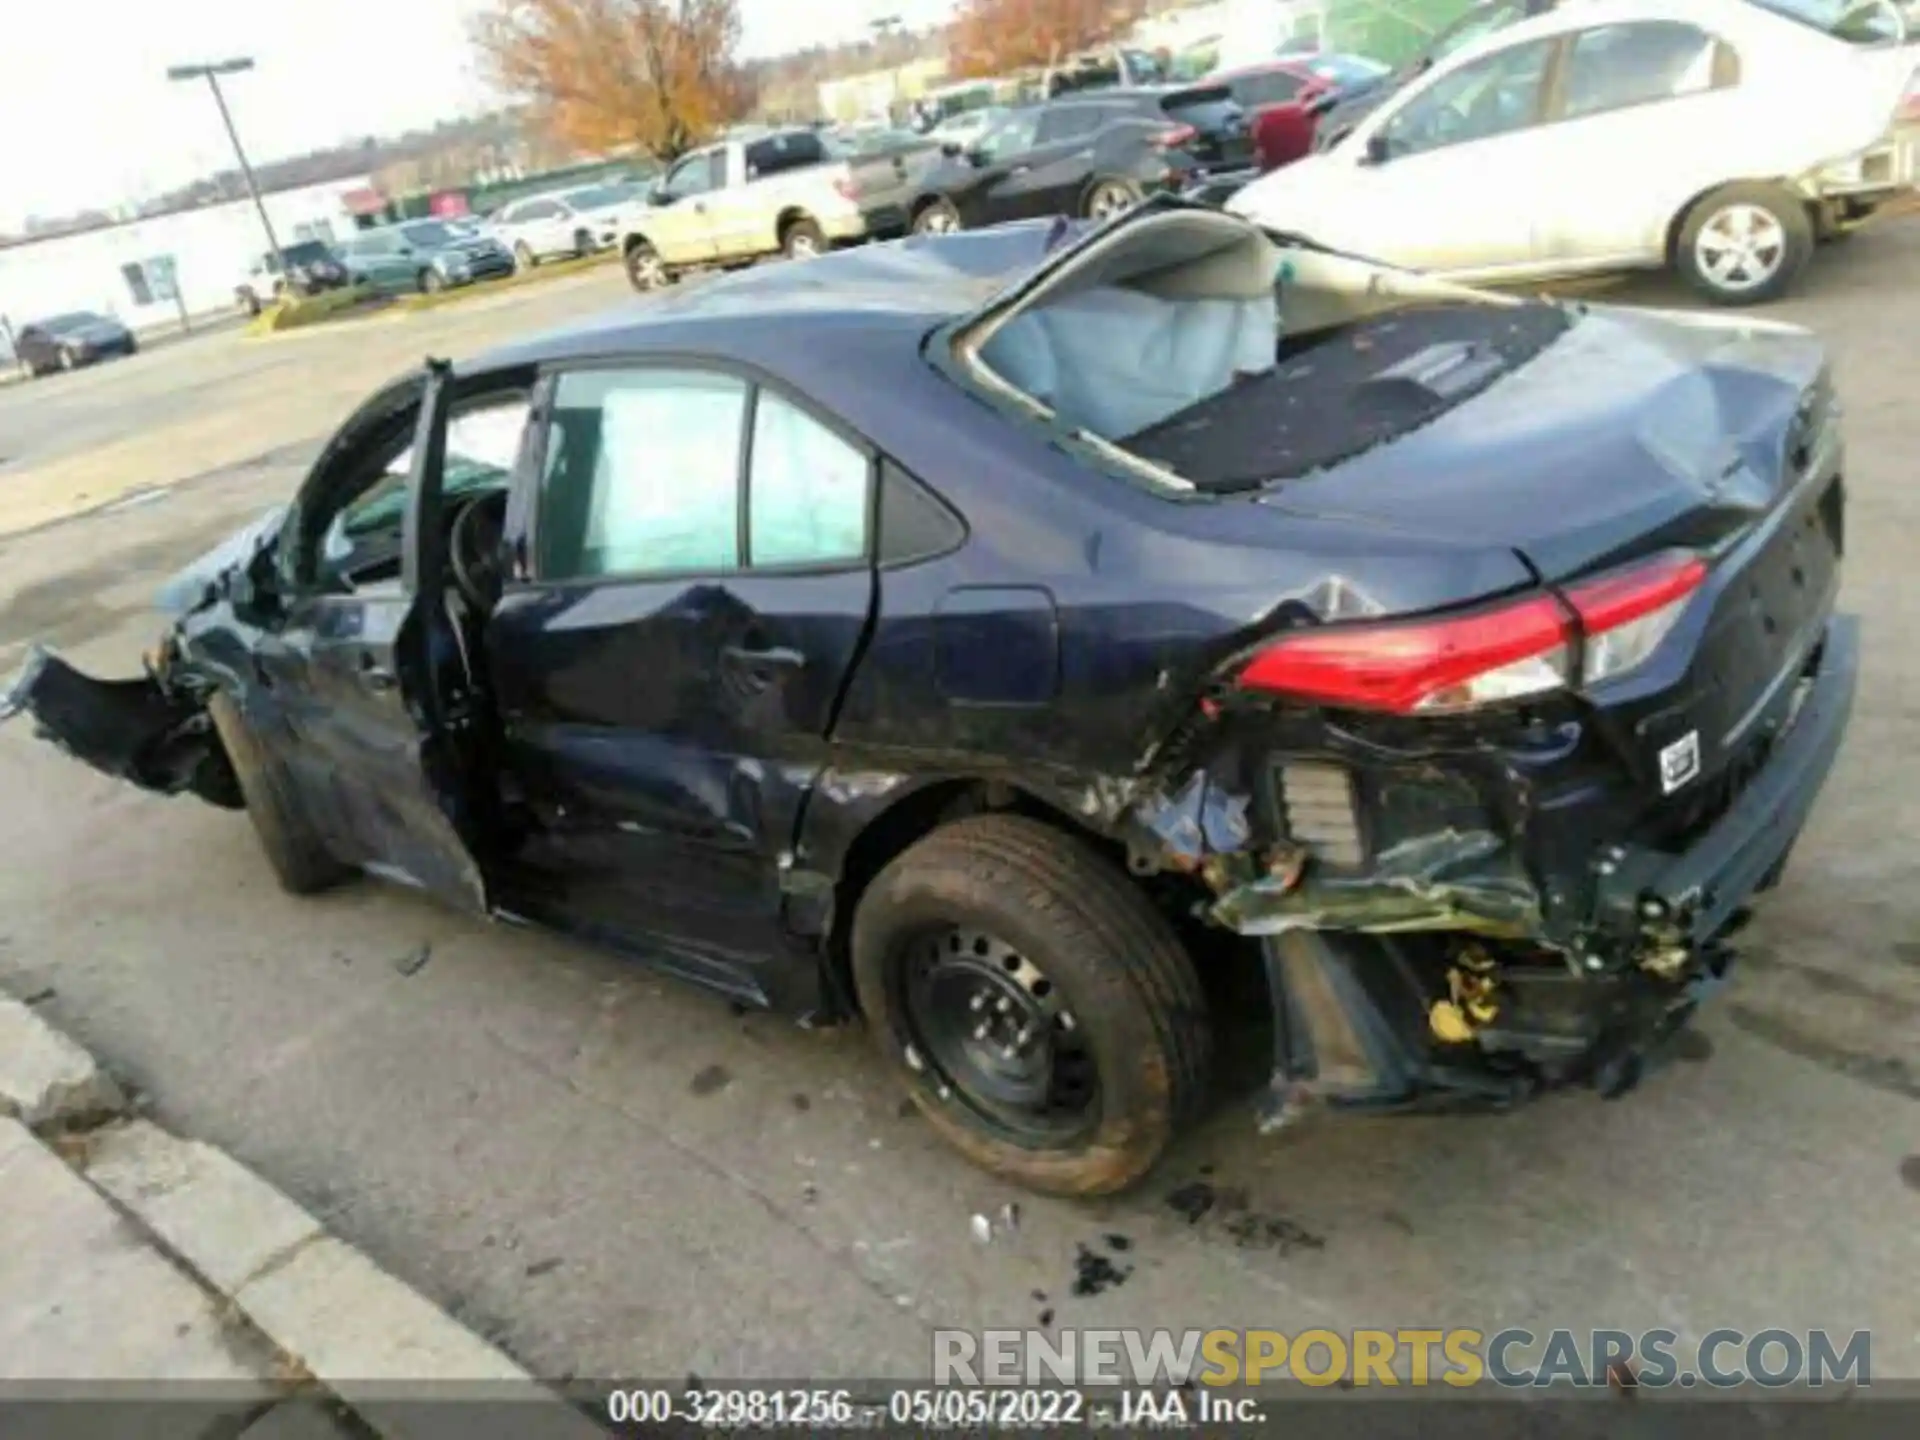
xmin=891 ymin=925 xmax=1100 ymax=1144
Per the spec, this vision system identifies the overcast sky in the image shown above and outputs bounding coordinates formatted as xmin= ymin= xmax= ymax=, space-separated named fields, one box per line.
xmin=0 ymin=0 xmax=959 ymax=228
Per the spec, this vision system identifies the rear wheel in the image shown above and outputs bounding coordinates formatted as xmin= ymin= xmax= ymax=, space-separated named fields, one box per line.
xmin=573 ymin=228 xmax=593 ymax=258
xmin=625 ymin=240 xmax=671 ymax=292
xmin=514 ymin=242 xmax=538 ymax=271
xmin=782 ymin=218 xmax=826 ymax=260
xmin=1084 ymin=178 xmax=1141 ymax=222
xmin=58 ymin=348 xmax=76 ymax=372
xmin=913 ymin=199 xmax=963 ymax=236
xmin=851 ymin=814 xmax=1212 ymax=1196
xmin=207 ymin=693 xmax=354 ymax=896
xmin=236 ymin=289 xmax=262 ymax=317
xmin=1676 ymin=183 xmax=1812 ymax=306
xmin=418 ymin=268 xmax=442 ymax=294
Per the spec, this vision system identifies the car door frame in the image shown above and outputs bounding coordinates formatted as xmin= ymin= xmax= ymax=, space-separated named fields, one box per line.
xmin=481 ymin=351 xmax=884 ymax=1010
xmin=257 ymin=361 xmax=531 ymax=914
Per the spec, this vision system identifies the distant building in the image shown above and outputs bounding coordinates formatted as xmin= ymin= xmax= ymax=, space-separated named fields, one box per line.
xmin=0 ymin=178 xmax=371 ymax=333
xmin=817 ymin=58 xmax=951 ymax=124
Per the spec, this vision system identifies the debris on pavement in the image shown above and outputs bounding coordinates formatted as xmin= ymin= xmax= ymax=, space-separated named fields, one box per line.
xmin=1071 ymin=1242 xmax=1133 ymax=1298
xmin=390 ymin=943 xmax=432 ymax=977
xmin=970 ymin=1213 xmax=993 ymax=1245
xmin=1166 ymin=1181 xmax=1217 ymax=1225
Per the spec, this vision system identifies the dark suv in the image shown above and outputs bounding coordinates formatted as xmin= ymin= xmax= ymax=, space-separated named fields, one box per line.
xmin=907 ymin=85 xmax=1255 ymax=233
xmin=235 ymin=240 xmax=353 ymax=315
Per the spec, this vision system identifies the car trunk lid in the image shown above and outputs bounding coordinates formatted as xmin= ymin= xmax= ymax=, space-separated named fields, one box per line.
xmin=1252 ymin=305 xmax=1831 ymax=582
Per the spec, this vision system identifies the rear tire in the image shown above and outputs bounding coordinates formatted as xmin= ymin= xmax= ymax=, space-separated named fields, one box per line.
xmin=1676 ymin=183 xmax=1812 ymax=306
xmin=207 ymin=693 xmax=354 ymax=896
xmin=625 ymin=240 xmax=671 ymax=292
xmin=514 ymin=242 xmax=538 ymax=271
xmin=1083 ymin=178 xmax=1142 ymax=222
xmin=781 ymin=217 xmax=826 ymax=260
xmin=418 ymin=268 xmax=442 ymax=294
xmin=851 ymin=814 xmax=1212 ymax=1196
xmin=912 ymin=199 xmax=963 ymax=235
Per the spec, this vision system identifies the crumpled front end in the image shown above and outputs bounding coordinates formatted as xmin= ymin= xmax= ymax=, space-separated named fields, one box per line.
xmin=0 ymin=641 xmax=241 ymax=809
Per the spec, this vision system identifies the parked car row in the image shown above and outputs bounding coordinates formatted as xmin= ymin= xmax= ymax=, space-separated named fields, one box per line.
xmin=613 ymin=85 xmax=1262 ymax=291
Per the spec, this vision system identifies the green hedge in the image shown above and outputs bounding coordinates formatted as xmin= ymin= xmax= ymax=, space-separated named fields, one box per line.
xmin=389 ymin=248 xmax=622 ymax=314
xmin=1323 ymin=0 xmax=1474 ymax=70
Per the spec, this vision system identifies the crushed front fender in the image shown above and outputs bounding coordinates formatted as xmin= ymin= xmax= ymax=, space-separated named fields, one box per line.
xmin=0 ymin=644 xmax=241 ymax=809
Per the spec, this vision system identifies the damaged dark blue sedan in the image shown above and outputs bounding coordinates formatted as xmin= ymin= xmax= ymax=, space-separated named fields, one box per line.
xmin=1 ymin=201 xmax=1858 ymax=1195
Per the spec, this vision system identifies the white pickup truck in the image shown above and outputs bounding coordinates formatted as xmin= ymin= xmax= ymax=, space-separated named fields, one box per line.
xmin=618 ymin=128 xmax=938 ymax=290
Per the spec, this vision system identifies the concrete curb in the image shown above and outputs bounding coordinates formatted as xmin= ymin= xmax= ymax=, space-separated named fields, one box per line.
xmin=2 ymin=996 xmax=602 ymax=1439
xmin=81 ymin=1120 xmax=606 ymax=1440
xmin=0 ymin=995 xmax=125 ymax=1127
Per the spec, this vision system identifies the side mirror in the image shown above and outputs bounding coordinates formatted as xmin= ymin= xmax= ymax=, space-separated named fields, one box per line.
xmin=965 ymin=147 xmax=990 ymax=167
xmin=1364 ymin=133 xmax=1391 ymax=166
xmin=648 ymin=186 xmax=668 ymax=206
xmin=941 ymin=140 xmax=963 ymax=158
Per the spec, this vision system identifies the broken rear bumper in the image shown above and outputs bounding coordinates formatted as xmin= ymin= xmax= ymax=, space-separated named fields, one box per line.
xmin=1248 ymin=615 xmax=1858 ymax=1126
xmin=1592 ymin=614 xmax=1859 ymax=947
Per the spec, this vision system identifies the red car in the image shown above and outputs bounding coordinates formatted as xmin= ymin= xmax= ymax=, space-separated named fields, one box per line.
xmin=1207 ymin=54 xmax=1391 ymax=171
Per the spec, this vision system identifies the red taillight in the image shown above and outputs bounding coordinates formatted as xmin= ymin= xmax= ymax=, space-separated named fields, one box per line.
xmin=1237 ymin=593 xmax=1572 ymax=715
xmin=1153 ymin=123 xmax=1199 ymax=149
xmin=1236 ymin=553 xmax=1709 ymax=715
xmin=1564 ymin=552 xmax=1707 ymax=688
xmin=1564 ymin=553 xmax=1706 ymax=633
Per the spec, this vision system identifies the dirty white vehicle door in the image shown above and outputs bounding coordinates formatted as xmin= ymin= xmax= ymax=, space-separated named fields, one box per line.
xmin=1237 ymin=35 xmax=1558 ymax=276
xmin=1527 ymin=21 xmax=1745 ymax=268
xmin=645 ymin=150 xmax=726 ymax=266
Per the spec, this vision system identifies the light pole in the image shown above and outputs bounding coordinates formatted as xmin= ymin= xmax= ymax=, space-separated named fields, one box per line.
xmin=870 ymin=14 xmax=904 ymax=122
xmin=166 ymin=58 xmax=286 ymax=278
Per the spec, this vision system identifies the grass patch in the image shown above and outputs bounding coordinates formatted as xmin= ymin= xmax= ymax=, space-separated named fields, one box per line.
xmin=391 ymin=248 xmax=622 ymax=313
xmin=246 ymin=286 xmax=380 ymax=335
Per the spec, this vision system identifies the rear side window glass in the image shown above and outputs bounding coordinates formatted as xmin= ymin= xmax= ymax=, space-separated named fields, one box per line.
xmin=1036 ymin=105 xmax=1106 ymax=144
xmin=746 ymin=132 xmax=829 ymax=177
xmin=538 ymin=370 xmax=747 ymax=580
xmin=747 ymin=393 xmax=870 ymax=566
xmin=1560 ymin=22 xmax=1721 ymax=118
xmin=877 ymin=462 xmax=965 ymax=565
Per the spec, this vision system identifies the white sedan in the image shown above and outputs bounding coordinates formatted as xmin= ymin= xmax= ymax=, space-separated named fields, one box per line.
xmin=1228 ymin=0 xmax=1920 ymax=304
xmin=489 ymin=182 xmax=652 ymax=269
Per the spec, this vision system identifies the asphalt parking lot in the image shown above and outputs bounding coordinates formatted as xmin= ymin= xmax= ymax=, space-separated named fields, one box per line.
xmin=0 ymin=231 xmax=1916 ymax=1383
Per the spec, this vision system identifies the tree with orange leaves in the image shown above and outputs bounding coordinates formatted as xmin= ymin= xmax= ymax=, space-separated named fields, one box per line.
xmin=950 ymin=0 xmax=1148 ymax=79
xmin=471 ymin=0 xmax=753 ymax=162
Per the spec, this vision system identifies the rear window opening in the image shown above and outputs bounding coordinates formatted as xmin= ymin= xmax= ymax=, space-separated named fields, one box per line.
xmin=956 ymin=208 xmax=1570 ymax=495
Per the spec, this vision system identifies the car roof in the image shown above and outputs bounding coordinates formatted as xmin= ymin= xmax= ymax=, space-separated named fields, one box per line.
xmin=470 ymin=223 xmax=1070 ymax=382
